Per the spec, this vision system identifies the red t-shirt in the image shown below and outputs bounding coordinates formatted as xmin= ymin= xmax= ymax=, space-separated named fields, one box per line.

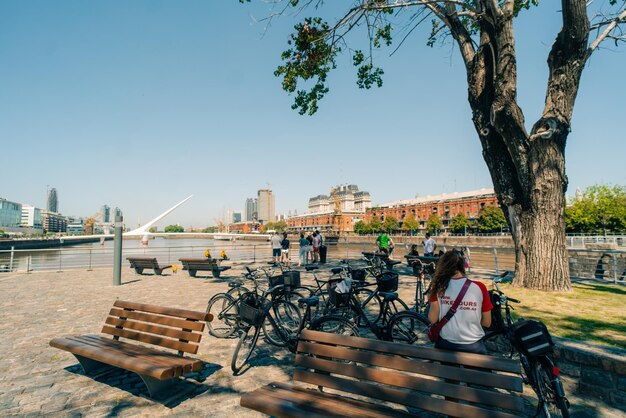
xmin=430 ymin=277 xmax=493 ymax=344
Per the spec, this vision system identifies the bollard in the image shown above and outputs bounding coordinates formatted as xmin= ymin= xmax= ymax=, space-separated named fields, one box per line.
xmin=88 ymin=249 xmax=93 ymax=271
xmin=27 ymin=256 xmax=31 ymax=273
xmin=58 ymin=249 xmax=63 ymax=272
xmin=113 ymin=214 xmax=123 ymax=286
xmin=9 ymin=246 xmax=14 ymax=272
xmin=493 ymin=247 xmax=499 ymax=274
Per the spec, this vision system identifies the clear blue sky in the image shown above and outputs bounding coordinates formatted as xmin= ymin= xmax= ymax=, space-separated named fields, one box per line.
xmin=1 ymin=1 xmax=624 ymax=228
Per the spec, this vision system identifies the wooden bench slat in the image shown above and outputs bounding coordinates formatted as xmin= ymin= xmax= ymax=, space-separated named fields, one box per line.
xmin=267 ymin=381 xmax=417 ymax=418
xmin=101 ymin=326 xmax=199 ymax=354
xmin=114 ymin=300 xmax=212 ymax=322
xmin=294 ymin=369 xmax=521 ymax=418
xmin=104 ymin=317 xmax=203 ymax=343
xmin=244 ymin=383 xmax=409 ymax=418
xmin=296 ymin=341 xmax=523 ymax=392
xmin=240 ymin=387 xmax=330 ymax=418
xmin=299 ymin=330 xmax=521 ymax=374
xmin=296 ymin=355 xmax=524 ymax=411
xmin=62 ymin=335 xmax=203 ymax=373
xmin=108 ymin=308 xmax=206 ymax=332
xmin=50 ymin=336 xmax=192 ymax=379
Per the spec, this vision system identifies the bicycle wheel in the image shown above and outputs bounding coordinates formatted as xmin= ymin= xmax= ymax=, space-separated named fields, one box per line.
xmin=206 ymin=293 xmax=239 ymax=338
xmin=262 ymin=300 xmax=301 ymax=347
xmin=535 ymin=359 xmax=570 ymax=418
xmin=231 ymin=325 xmax=261 ymax=375
xmin=310 ymin=315 xmax=360 ymax=338
xmin=388 ymin=311 xmax=431 ymax=346
xmin=227 ymin=286 xmax=250 ymax=299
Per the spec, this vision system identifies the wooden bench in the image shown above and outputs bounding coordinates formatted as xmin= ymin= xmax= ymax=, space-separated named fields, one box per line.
xmin=179 ymin=257 xmax=231 ymax=278
xmin=127 ymin=257 xmax=172 ymax=275
xmin=240 ymin=330 xmax=524 ymax=418
xmin=50 ymin=300 xmax=213 ymax=398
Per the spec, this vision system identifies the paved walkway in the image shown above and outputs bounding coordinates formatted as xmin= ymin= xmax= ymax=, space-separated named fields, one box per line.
xmin=0 ymin=262 xmax=624 ymax=417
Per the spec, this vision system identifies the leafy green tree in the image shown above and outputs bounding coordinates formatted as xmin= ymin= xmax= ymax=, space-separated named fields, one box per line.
xmin=202 ymin=226 xmax=218 ymax=233
xmin=368 ymin=217 xmax=383 ymax=233
xmin=402 ymin=214 xmax=419 ymax=234
xmin=353 ymin=220 xmax=368 ymax=235
xmin=426 ymin=214 xmax=441 ymax=234
xmin=449 ymin=214 xmax=471 ymax=234
xmin=239 ymin=1 xmax=626 ymax=290
xmin=476 ymin=207 xmax=508 ymax=233
xmin=148 ymin=227 xmax=157 ymax=233
xmin=566 ymin=185 xmax=626 ymax=233
xmin=382 ymin=216 xmax=398 ymax=233
xmin=164 ymin=224 xmax=184 ymax=233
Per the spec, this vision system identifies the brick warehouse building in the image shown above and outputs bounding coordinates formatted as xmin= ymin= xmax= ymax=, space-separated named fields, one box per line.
xmin=365 ymin=188 xmax=500 ymax=232
xmin=286 ymin=211 xmax=365 ymax=234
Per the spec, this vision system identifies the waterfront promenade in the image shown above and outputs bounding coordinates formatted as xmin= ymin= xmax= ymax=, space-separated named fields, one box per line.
xmin=0 ymin=263 xmax=624 ymax=417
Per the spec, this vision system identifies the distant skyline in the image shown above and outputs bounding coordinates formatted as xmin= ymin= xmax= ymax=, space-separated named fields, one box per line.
xmin=1 ymin=2 xmax=624 ymax=228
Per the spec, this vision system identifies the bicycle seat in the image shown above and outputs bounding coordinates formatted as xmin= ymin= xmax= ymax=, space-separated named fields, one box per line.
xmin=228 ymin=280 xmax=244 ymax=288
xmin=298 ymin=296 xmax=319 ymax=307
xmin=305 ymin=265 xmax=319 ymax=271
xmin=331 ymin=267 xmax=343 ymax=274
xmin=378 ymin=292 xmax=398 ymax=302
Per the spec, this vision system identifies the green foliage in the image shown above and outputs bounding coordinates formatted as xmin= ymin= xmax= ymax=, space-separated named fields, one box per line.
xmin=426 ymin=214 xmax=441 ymax=233
xmin=449 ymin=213 xmax=471 ymax=233
xmin=148 ymin=227 xmax=157 ymax=233
xmin=566 ymin=184 xmax=626 ymax=233
xmin=202 ymin=226 xmax=218 ymax=233
xmin=164 ymin=224 xmax=184 ymax=233
xmin=274 ymin=17 xmax=338 ymax=115
xmin=476 ymin=206 xmax=508 ymax=232
xmin=402 ymin=214 xmax=419 ymax=232
xmin=369 ymin=217 xmax=383 ymax=233
xmin=263 ymin=221 xmax=288 ymax=233
xmin=353 ymin=220 xmax=368 ymax=235
xmin=382 ymin=216 xmax=398 ymax=232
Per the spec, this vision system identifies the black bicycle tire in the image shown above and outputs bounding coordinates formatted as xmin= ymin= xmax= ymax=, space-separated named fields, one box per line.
xmin=262 ymin=300 xmax=301 ymax=347
xmin=535 ymin=359 xmax=570 ymax=418
xmin=355 ymin=288 xmax=382 ymax=325
xmin=387 ymin=311 xmax=432 ymax=345
xmin=227 ymin=286 xmax=250 ymax=299
xmin=231 ymin=325 xmax=261 ymax=375
xmin=206 ymin=293 xmax=239 ymax=338
xmin=309 ymin=314 xmax=360 ymax=338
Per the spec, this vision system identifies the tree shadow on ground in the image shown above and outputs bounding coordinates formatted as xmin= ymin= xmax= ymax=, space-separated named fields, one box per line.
xmin=573 ymin=282 xmax=626 ymax=296
xmin=65 ymin=361 xmax=224 ymax=409
xmin=556 ymin=316 xmax=626 ymax=349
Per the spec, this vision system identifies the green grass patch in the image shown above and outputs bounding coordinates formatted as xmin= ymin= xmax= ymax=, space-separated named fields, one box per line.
xmin=491 ymin=281 xmax=626 ymax=350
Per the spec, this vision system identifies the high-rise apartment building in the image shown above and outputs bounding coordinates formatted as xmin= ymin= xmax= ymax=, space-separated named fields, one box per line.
xmin=41 ymin=210 xmax=67 ymax=233
xmin=257 ymin=189 xmax=275 ymax=224
xmin=101 ymin=205 xmax=111 ymax=223
xmin=0 ymin=198 xmax=22 ymax=229
xmin=47 ymin=188 xmax=58 ymax=213
xmin=245 ymin=198 xmax=258 ymax=222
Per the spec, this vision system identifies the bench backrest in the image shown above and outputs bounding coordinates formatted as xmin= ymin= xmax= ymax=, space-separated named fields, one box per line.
xmin=127 ymin=257 xmax=160 ymax=268
xmin=295 ymin=330 xmax=524 ymax=418
xmin=179 ymin=258 xmax=218 ymax=268
xmin=102 ymin=300 xmax=213 ymax=355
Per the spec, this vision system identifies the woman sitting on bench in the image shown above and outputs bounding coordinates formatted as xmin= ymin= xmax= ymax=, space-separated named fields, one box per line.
xmin=428 ymin=250 xmax=493 ymax=354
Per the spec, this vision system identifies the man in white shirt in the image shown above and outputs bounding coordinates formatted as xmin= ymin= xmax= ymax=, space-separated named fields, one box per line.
xmin=270 ymin=232 xmax=282 ymax=262
xmin=423 ymin=233 xmax=437 ymax=257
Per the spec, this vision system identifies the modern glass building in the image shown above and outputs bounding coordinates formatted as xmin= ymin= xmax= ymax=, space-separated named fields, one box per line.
xmin=47 ymin=188 xmax=58 ymax=213
xmin=21 ymin=205 xmax=43 ymax=229
xmin=0 ymin=198 xmax=23 ymax=229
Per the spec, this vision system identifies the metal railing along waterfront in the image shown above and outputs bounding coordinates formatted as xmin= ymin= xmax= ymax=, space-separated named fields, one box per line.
xmin=1 ymin=241 xmax=624 ymax=285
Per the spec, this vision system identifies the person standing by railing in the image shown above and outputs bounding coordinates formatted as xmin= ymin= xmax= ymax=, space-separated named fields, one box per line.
xmin=298 ymin=232 xmax=309 ymax=266
xmin=423 ymin=233 xmax=437 ymax=257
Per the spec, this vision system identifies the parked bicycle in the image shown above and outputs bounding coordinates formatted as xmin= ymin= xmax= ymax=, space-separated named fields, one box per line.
xmin=483 ymin=272 xmax=570 ymax=417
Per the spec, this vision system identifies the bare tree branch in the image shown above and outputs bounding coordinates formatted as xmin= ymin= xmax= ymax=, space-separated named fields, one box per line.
xmin=588 ymin=8 xmax=626 ymax=54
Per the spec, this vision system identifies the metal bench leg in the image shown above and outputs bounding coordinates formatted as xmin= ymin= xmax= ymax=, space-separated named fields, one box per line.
xmin=135 ymin=268 xmax=143 ymax=274
xmin=74 ymin=354 xmax=111 ymax=375
xmin=212 ymin=269 xmax=221 ymax=278
xmin=155 ymin=269 xmax=163 ymax=275
xmin=189 ymin=270 xmax=197 ymax=278
xmin=138 ymin=374 xmax=176 ymax=398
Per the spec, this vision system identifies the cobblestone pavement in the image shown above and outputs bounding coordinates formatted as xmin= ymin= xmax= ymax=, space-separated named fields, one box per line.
xmin=0 ymin=261 xmax=624 ymax=417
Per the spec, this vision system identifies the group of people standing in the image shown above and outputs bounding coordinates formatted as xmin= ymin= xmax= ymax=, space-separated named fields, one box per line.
xmin=270 ymin=230 xmax=323 ymax=265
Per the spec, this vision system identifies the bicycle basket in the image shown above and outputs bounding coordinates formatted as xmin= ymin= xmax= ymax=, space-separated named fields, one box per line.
xmin=282 ymin=271 xmax=301 ymax=288
xmin=350 ymin=268 xmax=366 ymax=283
xmin=239 ymin=294 xmax=265 ymax=327
xmin=376 ymin=271 xmax=399 ymax=292
xmin=328 ymin=278 xmax=351 ymax=307
xmin=509 ymin=319 xmax=554 ymax=357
